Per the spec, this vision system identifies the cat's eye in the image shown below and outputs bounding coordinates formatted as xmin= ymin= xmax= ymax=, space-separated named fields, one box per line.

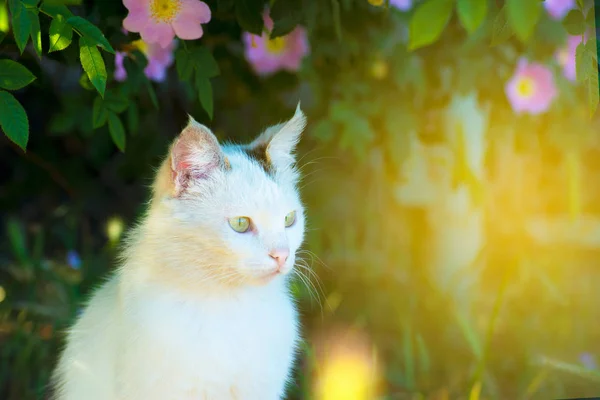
xmin=284 ymin=211 xmax=296 ymax=228
xmin=229 ymin=216 xmax=251 ymax=233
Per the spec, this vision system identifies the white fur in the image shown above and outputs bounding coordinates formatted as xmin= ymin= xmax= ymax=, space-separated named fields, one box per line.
xmin=52 ymin=109 xmax=307 ymax=400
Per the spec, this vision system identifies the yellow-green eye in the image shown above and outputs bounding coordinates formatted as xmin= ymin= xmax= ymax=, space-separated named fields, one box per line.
xmin=229 ymin=216 xmax=251 ymax=233
xmin=284 ymin=211 xmax=296 ymax=228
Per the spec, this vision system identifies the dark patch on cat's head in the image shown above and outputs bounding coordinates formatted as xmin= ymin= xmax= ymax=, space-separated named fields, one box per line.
xmin=242 ymin=142 xmax=273 ymax=175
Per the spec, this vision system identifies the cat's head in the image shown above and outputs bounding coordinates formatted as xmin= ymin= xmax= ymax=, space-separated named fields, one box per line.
xmin=147 ymin=106 xmax=306 ymax=291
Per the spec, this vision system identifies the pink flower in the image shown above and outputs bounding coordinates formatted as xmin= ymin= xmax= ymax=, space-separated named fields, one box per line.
xmin=242 ymin=12 xmax=309 ymax=76
xmin=555 ymin=35 xmax=582 ymax=81
xmin=544 ymin=0 xmax=575 ymax=20
xmin=390 ymin=0 xmax=412 ymax=11
xmin=114 ymin=38 xmax=176 ymax=82
xmin=114 ymin=52 xmax=128 ymax=81
xmin=123 ymin=0 xmax=211 ymax=49
xmin=505 ymin=58 xmax=557 ymax=115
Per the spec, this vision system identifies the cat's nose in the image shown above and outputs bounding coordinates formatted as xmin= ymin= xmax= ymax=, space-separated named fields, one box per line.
xmin=269 ymin=248 xmax=289 ymax=269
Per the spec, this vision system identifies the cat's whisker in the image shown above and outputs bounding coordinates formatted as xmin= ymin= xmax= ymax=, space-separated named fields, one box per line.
xmin=297 ymin=249 xmax=330 ymax=271
xmin=292 ymin=262 xmax=323 ymax=313
xmin=298 ymin=167 xmax=329 ymax=187
xmin=295 ymin=151 xmax=334 ymax=172
xmin=292 ymin=269 xmax=322 ymax=312
xmin=296 ymin=155 xmax=339 ymax=174
xmin=295 ymin=259 xmax=327 ymax=306
xmin=295 ymin=261 xmax=326 ymax=297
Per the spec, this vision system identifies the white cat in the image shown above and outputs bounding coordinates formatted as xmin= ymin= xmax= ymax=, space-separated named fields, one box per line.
xmin=51 ymin=106 xmax=308 ymax=400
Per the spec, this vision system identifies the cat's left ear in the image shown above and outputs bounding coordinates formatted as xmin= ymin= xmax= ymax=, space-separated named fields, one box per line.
xmin=250 ymin=103 xmax=306 ymax=169
xmin=159 ymin=116 xmax=228 ymax=198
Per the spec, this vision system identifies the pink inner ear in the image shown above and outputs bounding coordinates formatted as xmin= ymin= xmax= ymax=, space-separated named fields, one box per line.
xmin=169 ymin=125 xmax=223 ymax=196
xmin=172 ymin=134 xmax=199 ymax=175
xmin=177 ymin=160 xmax=192 ymax=171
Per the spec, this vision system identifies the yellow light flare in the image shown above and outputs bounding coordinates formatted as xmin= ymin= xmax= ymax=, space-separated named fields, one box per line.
xmin=317 ymin=354 xmax=372 ymax=400
xmin=106 ymin=216 xmax=125 ymax=244
xmin=312 ymin=327 xmax=380 ymax=400
xmin=370 ymin=60 xmax=389 ymax=80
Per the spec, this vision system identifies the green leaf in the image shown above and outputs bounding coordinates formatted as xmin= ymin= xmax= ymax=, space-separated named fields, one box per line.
xmin=585 ymin=7 xmax=595 ymax=27
xmin=576 ymin=41 xmax=586 ymax=82
xmin=92 ymin=96 xmax=108 ymax=128
xmin=9 ymin=0 xmax=31 ymax=54
xmin=586 ymin=64 xmax=599 ymax=118
xmin=79 ymin=72 xmax=95 ymax=91
xmin=235 ymin=0 xmax=265 ymax=35
xmin=175 ymin=48 xmax=194 ymax=81
xmin=402 ymin=324 xmax=415 ymax=390
xmin=416 ymin=334 xmax=431 ymax=374
xmin=270 ymin=0 xmax=303 ymax=38
xmin=0 ymin=90 xmax=29 ymax=150
xmin=48 ymin=14 xmax=73 ymax=52
xmin=457 ymin=0 xmax=488 ymax=34
xmin=189 ymin=46 xmax=220 ymax=78
xmin=575 ymin=40 xmax=597 ymax=83
xmin=332 ymin=103 xmax=373 ymax=159
xmin=312 ymin=118 xmax=334 ymax=142
xmin=40 ymin=2 xmax=72 ymax=18
xmin=506 ymin=0 xmax=541 ymax=42
xmin=79 ymin=36 xmax=107 ymax=97
xmin=0 ymin=0 xmax=9 ymax=33
xmin=196 ymin=73 xmax=213 ymax=119
xmin=67 ymin=16 xmax=114 ymax=53
xmin=49 ymin=111 xmax=75 ymax=134
xmin=44 ymin=0 xmax=82 ymax=5
xmin=0 ymin=31 xmax=6 ymax=45
xmin=27 ymin=9 xmax=41 ymax=57
xmin=490 ymin=4 xmax=513 ymax=46
xmin=127 ymin=102 xmax=139 ymax=135
xmin=7 ymin=218 xmax=28 ymax=263
xmin=107 ymin=111 xmax=125 ymax=151
xmin=104 ymin=88 xmax=129 ymax=113
xmin=0 ymin=60 xmax=36 ymax=90
xmin=563 ymin=9 xmax=586 ymax=35
xmin=455 ymin=311 xmax=483 ymax=361
xmin=145 ymin=79 xmax=158 ymax=109
xmin=408 ymin=0 xmax=454 ymax=51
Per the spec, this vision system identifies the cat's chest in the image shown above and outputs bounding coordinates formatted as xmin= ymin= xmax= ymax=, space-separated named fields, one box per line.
xmin=124 ymin=283 xmax=298 ymax=380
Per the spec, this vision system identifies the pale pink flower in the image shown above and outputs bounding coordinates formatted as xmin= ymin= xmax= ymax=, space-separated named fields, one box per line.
xmin=242 ymin=12 xmax=309 ymax=76
xmin=390 ymin=0 xmax=412 ymax=11
xmin=555 ymin=35 xmax=582 ymax=81
xmin=114 ymin=52 xmax=128 ymax=81
xmin=123 ymin=0 xmax=211 ymax=49
xmin=114 ymin=38 xmax=176 ymax=82
xmin=505 ymin=58 xmax=558 ymax=115
xmin=544 ymin=0 xmax=575 ymax=20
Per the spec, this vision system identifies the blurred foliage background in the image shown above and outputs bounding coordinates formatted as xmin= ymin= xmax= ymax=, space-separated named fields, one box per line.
xmin=2 ymin=0 xmax=600 ymax=399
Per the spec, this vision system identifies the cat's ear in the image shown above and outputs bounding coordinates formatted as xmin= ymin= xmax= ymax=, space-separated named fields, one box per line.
xmin=250 ymin=103 xmax=306 ymax=170
xmin=167 ymin=116 xmax=228 ymax=196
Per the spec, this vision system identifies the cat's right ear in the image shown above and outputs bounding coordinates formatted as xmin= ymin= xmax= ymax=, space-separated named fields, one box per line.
xmin=164 ymin=116 xmax=228 ymax=197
